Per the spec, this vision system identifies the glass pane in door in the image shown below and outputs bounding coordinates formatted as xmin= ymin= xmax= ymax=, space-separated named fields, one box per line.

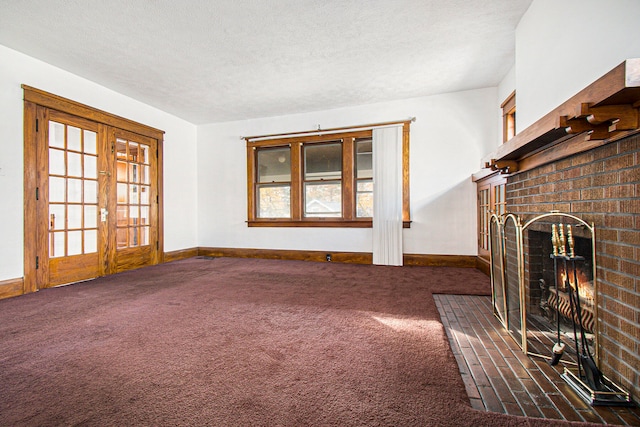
xmin=115 ymin=138 xmax=152 ymax=249
xmin=48 ymin=121 xmax=99 ymax=258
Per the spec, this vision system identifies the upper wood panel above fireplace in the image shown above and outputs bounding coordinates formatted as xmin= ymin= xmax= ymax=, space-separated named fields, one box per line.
xmin=482 ymin=59 xmax=640 ymax=175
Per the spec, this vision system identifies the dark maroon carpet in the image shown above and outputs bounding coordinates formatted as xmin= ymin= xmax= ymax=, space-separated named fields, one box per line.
xmin=0 ymin=257 xmax=598 ymax=426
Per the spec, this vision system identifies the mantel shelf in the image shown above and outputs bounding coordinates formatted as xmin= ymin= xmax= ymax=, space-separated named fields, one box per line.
xmin=482 ymin=58 xmax=640 ymax=175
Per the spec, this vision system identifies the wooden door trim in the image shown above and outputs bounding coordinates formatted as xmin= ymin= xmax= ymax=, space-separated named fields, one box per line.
xmin=22 ymin=85 xmax=164 ymax=140
xmin=23 ymin=100 xmax=38 ymax=294
xmin=23 ymin=87 xmax=165 ymax=293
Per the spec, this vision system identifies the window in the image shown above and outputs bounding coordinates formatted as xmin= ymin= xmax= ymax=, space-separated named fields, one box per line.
xmin=355 ymin=138 xmax=373 ymax=218
xmin=256 ymin=147 xmax=291 ymax=218
xmin=246 ymin=122 xmax=411 ymax=227
xmin=303 ymin=142 xmax=342 ymax=217
xmin=501 ymin=91 xmax=516 ymax=142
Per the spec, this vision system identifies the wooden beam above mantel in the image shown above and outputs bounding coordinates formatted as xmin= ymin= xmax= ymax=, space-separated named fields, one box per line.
xmin=482 ymin=59 xmax=640 ymax=174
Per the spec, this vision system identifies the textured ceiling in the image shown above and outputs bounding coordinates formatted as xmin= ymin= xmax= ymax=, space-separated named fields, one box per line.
xmin=0 ymin=0 xmax=532 ymax=124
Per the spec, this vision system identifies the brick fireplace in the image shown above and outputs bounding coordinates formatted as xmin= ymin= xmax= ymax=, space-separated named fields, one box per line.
xmin=504 ymin=133 xmax=640 ymax=402
xmin=479 ymin=59 xmax=640 ymax=404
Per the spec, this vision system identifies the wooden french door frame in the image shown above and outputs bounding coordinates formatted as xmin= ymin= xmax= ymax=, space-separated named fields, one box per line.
xmin=23 ymin=86 xmax=165 ymax=293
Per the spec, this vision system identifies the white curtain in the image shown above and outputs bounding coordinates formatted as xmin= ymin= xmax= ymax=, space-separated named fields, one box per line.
xmin=372 ymin=125 xmax=403 ymax=266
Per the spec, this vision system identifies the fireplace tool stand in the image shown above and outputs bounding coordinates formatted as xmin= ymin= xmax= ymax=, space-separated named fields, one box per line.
xmin=550 ymin=224 xmax=633 ymax=407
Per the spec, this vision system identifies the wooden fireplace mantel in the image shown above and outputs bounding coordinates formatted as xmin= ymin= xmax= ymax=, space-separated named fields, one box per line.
xmin=482 ymin=58 xmax=640 ymax=175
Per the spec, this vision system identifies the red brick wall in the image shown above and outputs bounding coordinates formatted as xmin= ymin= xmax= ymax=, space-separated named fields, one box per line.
xmin=506 ymin=133 xmax=640 ymax=400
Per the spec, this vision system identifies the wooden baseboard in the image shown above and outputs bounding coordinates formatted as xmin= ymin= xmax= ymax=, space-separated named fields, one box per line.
xmin=0 ymin=278 xmax=24 ymax=300
xmin=404 ymin=254 xmax=477 ymax=268
xmin=0 ymin=250 xmax=481 ymax=301
xmin=197 ymin=247 xmax=372 ymax=264
xmin=197 ymin=247 xmax=478 ymax=268
xmin=476 ymin=256 xmax=490 ymax=276
xmin=164 ymin=248 xmax=199 ymax=263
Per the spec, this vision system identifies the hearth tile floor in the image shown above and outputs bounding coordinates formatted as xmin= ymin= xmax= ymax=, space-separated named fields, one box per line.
xmin=434 ymin=294 xmax=640 ymax=425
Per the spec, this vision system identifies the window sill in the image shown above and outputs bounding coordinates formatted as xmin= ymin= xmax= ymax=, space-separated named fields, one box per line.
xmin=247 ymin=220 xmax=412 ymax=228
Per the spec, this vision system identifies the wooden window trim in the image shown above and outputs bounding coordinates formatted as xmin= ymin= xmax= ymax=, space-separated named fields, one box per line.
xmin=501 ymin=90 xmax=516 ymax=143
xmin=246 ymin=122 xmax=411 ymax=228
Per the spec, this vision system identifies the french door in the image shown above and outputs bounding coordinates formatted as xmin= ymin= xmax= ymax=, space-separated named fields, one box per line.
xmin=43 ymin=111 xmax=104 ymax=286
xmin=24 ymin=87 xmax=163 ymax=291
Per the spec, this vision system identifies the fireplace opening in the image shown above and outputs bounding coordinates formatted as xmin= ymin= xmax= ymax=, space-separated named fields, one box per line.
xmin=524 ymin=226 xmax=595 ymax=362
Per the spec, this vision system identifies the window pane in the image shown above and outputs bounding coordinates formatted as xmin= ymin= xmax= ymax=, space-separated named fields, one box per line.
xmin=142 ymin=165 xmax=150 ymax=184
xmin=84 ymin=180 xmax=97 ymax=204
xmin=117 ymin=183 xmax=128 ymax=204
xmin=257 ymin=148 xmax=290 ymax=183
xmin=257 ymin=184 xmax=290 ymax=218
xmin=84 ymin=180 xmax=98 ymax=203
xmin=49 ymin=204 xmax=65 ymax=231
xmin=141 ymin=145 xmax=150 ymax=165
xmin=140 ymin=227 xmax=150 ymax=246
xmin=67 ymin=126 xmax=81 ymax=152
xmin=128 ymin=142 xmax=139 ymax=162
xmin=356 ymin=138 xmax=373 ymax=179
xmin=49 ymin=121 xmax=65 ymax=148
xmin=49 ymin=148 xmax=65 ymax=175
xmin=84 ymin=230 xmax=97 ymax=254
xmin=117 ymin=228 xmax=128 ymax=248
xmin=129 ymin=227 xmax=139 ymax=247
xmin=117 ymin=160 xmax=128 ymax=181
xmin=51 ymin=231 xmax=65 ymax=258
xmin=84 ymin=155 xmax=97 ymax=179
xmin=129 ymin=185 xmax=139 ymax=205
xmin=140 ymin=186 xmax=150 ymax=204
xmin=117 ymin=205 xmax=128 ymax=226
xmin=67 ymin=178 xmax=82 ymax=203
xmin=129 ymin=205 xmax=139 ymax=225
xmin=83 ymin=130 xmax=97 ymax=154
xmin=49 ymin=177 xmax=66 ymax=202
xmin=67 ymin=152 xmax=82 ymax=177
xmin=116 ymin=139 xmax=127 ymax=159
xmin=356 ymin=180 xmax=373 ymax=218
xmin=305 ymin=181 xmax=341 ymax=217
xmin=129 ymin=163 xmax=139 ymax=183
xmin=304 ymin=142 xmax=342 ymax=180
xmin=67 ymin=230 xmax=82 ymax=255
xmin=67 ymin=205 xmax=82 ymax=229
xmin=84 ymin=205 xmax=97 ymax=228
xmin=140 ymin=206 xmax=149 ymax=225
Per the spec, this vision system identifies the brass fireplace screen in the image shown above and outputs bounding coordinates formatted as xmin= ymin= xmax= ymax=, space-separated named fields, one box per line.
xmin=489 ymin=212 xmax=598 ymax=363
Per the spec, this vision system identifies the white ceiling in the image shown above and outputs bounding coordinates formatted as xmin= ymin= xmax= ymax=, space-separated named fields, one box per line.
xmin=0 ymin=0 xmax=532 ymax=124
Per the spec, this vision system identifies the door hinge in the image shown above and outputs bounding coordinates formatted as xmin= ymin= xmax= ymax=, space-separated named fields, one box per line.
xmin=36 ymin=187 xmax=39 ymax=200
xmin=35 ymin=119 xmax=38 ymax=132
xmin=156 ymin=241 xmax=159 ymax=250
xmin=36 ymin=256 xmax=39 ymax=270
xmin=156 ymin=195 xmax=159 ymax=204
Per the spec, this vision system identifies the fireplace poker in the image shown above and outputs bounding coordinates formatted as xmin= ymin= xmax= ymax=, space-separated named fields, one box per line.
xmin=549 ymin=253 xmax=565 ymax=365
xmin=565 ymin=256 xmax=583 ymax=379
xmin=549 ymin=224 xmax=565 ymax=365
xmin=572 ymin=257 xmax=603 ymax=391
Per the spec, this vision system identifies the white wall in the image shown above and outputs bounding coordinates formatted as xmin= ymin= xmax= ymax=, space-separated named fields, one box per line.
xmin=0 ymin=45 xmax=198 ymax=281
xmin=516 ymin=0 xmax=640 ymax=130
xmin=198 ymin=88 xmax=497 ymax=256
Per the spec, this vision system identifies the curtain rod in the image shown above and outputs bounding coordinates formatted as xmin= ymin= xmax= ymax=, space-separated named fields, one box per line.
xmin=242 ymin=117 xmax=416 ymax=142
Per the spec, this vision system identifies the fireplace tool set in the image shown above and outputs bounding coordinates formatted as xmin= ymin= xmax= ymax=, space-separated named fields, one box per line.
xmin=549 ymin=224 xmax=632 ymax=406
